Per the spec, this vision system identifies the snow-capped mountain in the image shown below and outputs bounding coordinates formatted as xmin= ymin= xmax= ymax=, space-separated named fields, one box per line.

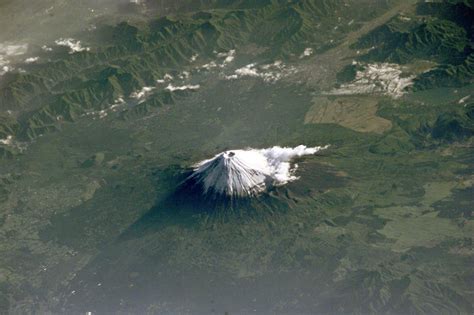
xmin=186 ymin=145 xmax=329 ymax=198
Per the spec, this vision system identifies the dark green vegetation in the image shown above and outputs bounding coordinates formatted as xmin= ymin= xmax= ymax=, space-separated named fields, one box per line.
xmin=351 ymin=0 xmax=474 ymax=89
xmin=0 ymin=1 xmax=473 ymax=314
xmin=0 ymin=0 xmax=390 ymax=149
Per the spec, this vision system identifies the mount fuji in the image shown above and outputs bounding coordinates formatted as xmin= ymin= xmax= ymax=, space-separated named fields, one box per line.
xmin=185 ymin=145 xmax=329 ymax=198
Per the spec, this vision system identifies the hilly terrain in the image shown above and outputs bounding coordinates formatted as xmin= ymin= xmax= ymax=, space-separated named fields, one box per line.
xmin=0 ymin=0 xmax=472 ymax=313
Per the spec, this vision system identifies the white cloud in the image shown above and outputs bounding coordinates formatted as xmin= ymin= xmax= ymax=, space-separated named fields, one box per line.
xmin=300 ymin=47 xmax=313 ymax=58
xmin=200 ymin=50 xmax=236 ymax=71
xmin=41 ymin=45 xmax=53 ymax=52
xmin=201 ymin=61 xmax=218 ymax=70
xmin=0 ymin=135 xmax=14 ymax=146
xmin=217 ymin=49 xmax=236 ymax=65
xmin=55 ymin=38 xmax=90 ymax=54
xmin=0 ymin=43 xmax=28 ymax=76
xmin=130 ymin=86 xmax=155 ymax=102
xmin=0 ymin=135 xmax=27 ymax=152
xmin=0 ymin=65 xmax=11 ymax=76
xmin=0 ymin=43 xmax=28 ymax=56
xmin=179 ymin=71 xmax=190 ymax=79
xmin=458 ymin=95 xmax=470 ymax=104
xmin=25 ymin=57 xmax=39 ymax=63
xmin=225 ymin=60 xmax=296 ymax=83
xmin=83 ymin=97 xmax=126 ymax=119
xmin=327 ymin=62 xmax=415 ymax=98
xmin=165 ymin=84 xmax=200 ymax=92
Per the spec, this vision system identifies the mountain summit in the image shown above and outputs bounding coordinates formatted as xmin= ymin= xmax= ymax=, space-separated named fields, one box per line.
xmin=186 ymin=145 xmax=328 ymax=198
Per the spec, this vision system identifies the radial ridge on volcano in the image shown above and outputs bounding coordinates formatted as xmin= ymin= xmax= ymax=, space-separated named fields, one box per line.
xmin=186 ymin=145 xmax=329 ymax=198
